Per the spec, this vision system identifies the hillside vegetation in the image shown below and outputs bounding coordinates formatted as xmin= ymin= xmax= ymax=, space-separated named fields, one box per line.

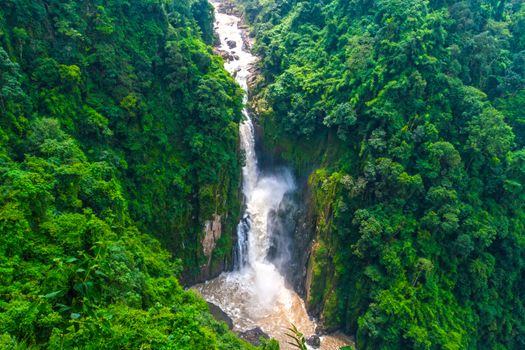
xmin=0 ymin=0 xmax=260 ymax=348
xmin=238 ymin=0 xmax=525 ymax=348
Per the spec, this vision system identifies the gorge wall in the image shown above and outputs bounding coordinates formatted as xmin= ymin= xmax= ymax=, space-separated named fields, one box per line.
xmin=1 ymin=0 xmax=246 ymax=285
xmin=236 ymin=0 xmax=525 ymax=349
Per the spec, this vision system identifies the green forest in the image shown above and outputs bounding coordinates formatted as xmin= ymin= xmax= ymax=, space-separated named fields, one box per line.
xmin=0 ymin=0 xmax=268 ymax=348
xmin=1 ymin=0 xmax=524 ymax=348
xmin=236 ymin=0 xmax=525 ymax=349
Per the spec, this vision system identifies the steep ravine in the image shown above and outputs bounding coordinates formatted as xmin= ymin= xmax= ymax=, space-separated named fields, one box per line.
xmin=199 ymin=0 xmax=525 ymax=348
xmin=194 ymin=1 xmax=352 ymax=349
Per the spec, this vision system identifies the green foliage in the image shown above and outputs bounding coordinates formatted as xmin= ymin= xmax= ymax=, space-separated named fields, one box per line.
xmin=0 ymin=119 xmax=255 ymax=349
xmin=1 ymin=0 xmax=244 ymax=281
xmin=192 ymin=0 xmax=216 ymax=44
xmin=0 ymin=0 xmax=253 ymax=348
xmin=285 ymin=324 xmax=307 ymax=350
xmin=260 ymin=338 xmax=281 ymax=350
xmin=238 ymin=0 xmax=525 ymax=348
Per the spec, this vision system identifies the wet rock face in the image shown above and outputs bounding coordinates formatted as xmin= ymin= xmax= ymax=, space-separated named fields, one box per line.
xmin=199 ymin=214 xmax=224 ymax=280
xmin=202 ymin=214 xmax=222 ymax=261
xmin=307 ymin=335 xmax=321 ymax=348
xmin=214 ymin=48 xmax=240 ymax=63
xmin=216 ymin=49 xmax=232 ymax=61
xmin=264 ymin=179 xmax=315 ymax=300
xmin=267 ymin=192 xmax=297 ymax=279
xmin=271 ymin=182 xmax=316 ymax=298
xmin=238 ymin=327 xmax=270 ymax=346
xmin=227 ymin=39 xmax=237 ymax=49
xmin=207 ymin=302 xmax=233 ymax=330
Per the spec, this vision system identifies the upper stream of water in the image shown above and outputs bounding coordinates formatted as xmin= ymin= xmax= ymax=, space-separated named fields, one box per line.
xmin=194 ymin=2 xmax=350 ymax=349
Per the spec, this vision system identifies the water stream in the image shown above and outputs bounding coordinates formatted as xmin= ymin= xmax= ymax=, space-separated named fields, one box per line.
xmin=194 ymin=2 xmax=349 ymax=349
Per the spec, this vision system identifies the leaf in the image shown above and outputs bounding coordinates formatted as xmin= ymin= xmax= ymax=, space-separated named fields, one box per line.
xmin=285 ymin=324 xmax=307 ymax=350
xmin=70 ymin=313 xmax=81 ymax=319
xmin=94 ymin=269 xmax=108 ymax=278
xmin=42 ymin=290 xmax=63 ymax=299
xmin=56 ymin=303 xmax=71 ymax=312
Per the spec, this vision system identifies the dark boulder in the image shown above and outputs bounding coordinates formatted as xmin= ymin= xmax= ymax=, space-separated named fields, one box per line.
xmin=238 ymin=327 xmax=270 ymax=346
xmin=306 ymin=335 xmax=321 ymax=348
xmin=207 ymin=302 xmax=233 ymax=330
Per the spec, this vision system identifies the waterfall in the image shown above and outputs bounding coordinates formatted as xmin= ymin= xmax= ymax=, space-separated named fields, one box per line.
xmin=234 ymin=214 xmax=250 ymax=269
xmin=193 ymin=2 xmax=348 ymax=349
xmin=214 ymin=0 xmax=296 ymax=275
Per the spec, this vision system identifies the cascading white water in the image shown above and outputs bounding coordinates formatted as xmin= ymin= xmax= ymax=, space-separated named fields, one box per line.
xmin=194 ymin=2 xmax=349 ymax=349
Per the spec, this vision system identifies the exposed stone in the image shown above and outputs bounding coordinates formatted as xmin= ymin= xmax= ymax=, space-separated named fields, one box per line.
xmin=207 ymin=302 xmax=233 ymax=330
xmin=326 ymin=332 xmax=356 ymax=348
xmin=315 ymin=325 xmax=326 ymax=335
xmin=216 ymin=0 xmax=254 ymax=51
xmin=216 ymin=1 xmax=241 ymax=17
xmin=215 ymin=48 xmax=235 ymax=62
xmin=306 ymin=335 xmax=321 ymax=348
xmin=247 ymin=74 xmax=259 ymax=90
xmin=202 ymin=214 xmax=222 ymax=265
xmin=237 ymin=327 xmax=270 ymax=346
xmin=305 ymin=241 xmax=318 ymax=309
xmin=241 ymin=31 xmax=253 ymax=51
xmin=227 ymin=39 xmax=237 ymax=49
xmin=233 ymin=67 xmax=241 ymax=78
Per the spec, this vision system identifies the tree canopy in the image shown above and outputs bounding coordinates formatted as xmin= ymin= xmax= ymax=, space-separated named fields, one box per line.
xmin=238 ymin=0 xmax=525 ymax=348
xmin=0 ymin=0 xmax=258 ymax=348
